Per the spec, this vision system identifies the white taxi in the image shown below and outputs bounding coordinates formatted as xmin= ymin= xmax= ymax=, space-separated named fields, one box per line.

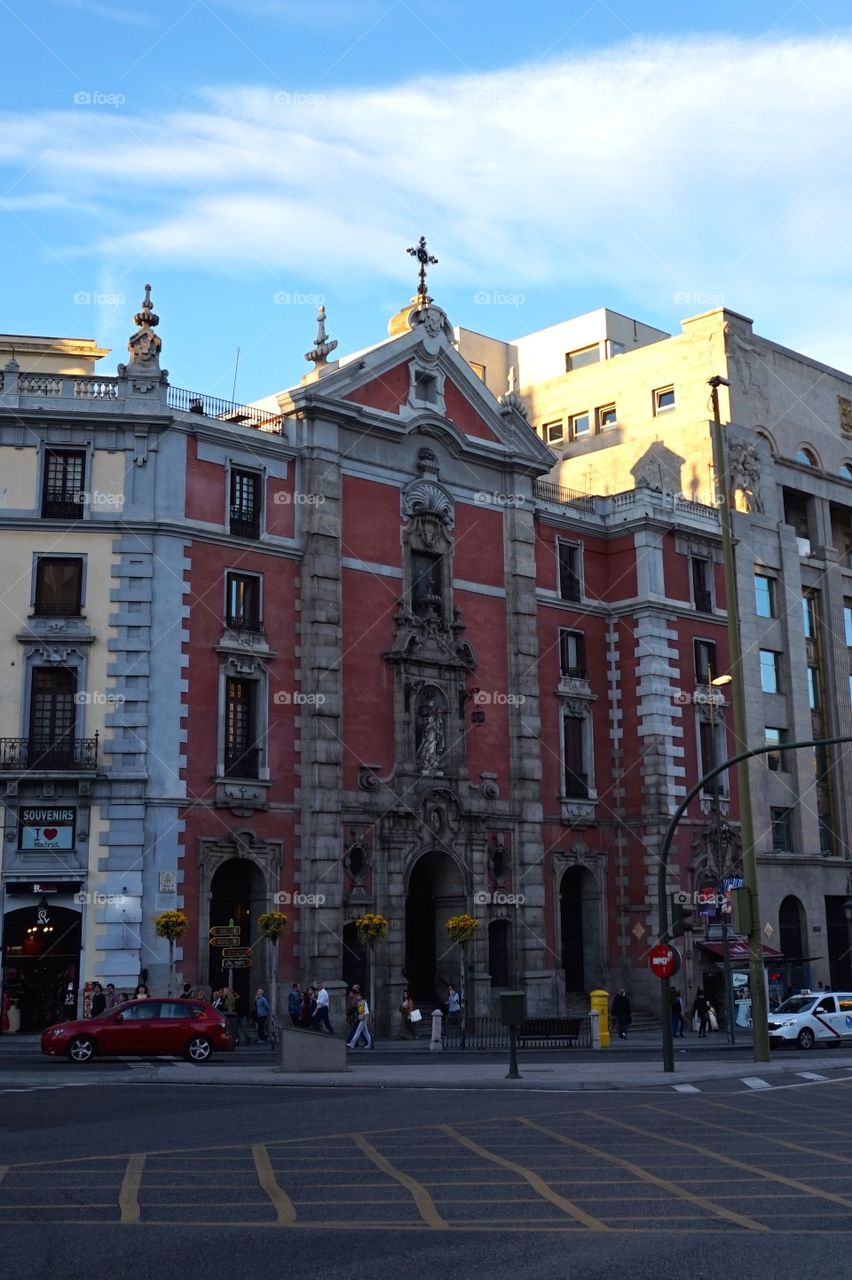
xmin=767 ymin=990 xmax=852 ymax=1050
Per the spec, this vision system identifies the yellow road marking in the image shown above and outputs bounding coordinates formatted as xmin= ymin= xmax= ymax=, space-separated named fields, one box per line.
xmin=518 ymin=1118 xmax=766 ymax=1232
xmin=440 ymin=1125 xmax=607 ymax=1230
xmin=586 ymin=1110 xmax=852 ymax=1213
xmin=351 ymin=1134 xmax=447 ymax=1228
xmin=252 ymin=1144 xmax=296 ymax=1225
xmin=119 ymin=1154 xmax=145 ymax=1224
xmin=646 ymin=1101 xmax=852 ymax=1168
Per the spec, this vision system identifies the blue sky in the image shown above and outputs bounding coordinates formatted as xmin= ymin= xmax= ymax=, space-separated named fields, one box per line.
xmin=2 ymin=0 xmax=852 ymax=401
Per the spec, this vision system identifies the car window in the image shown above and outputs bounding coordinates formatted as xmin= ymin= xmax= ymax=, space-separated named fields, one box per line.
xmin=188 ymin=1005 xmax=206 ymax=1019
xmin=775 ymin=997 xmax=816 ymax=1014
xmin=159 ymin=1002 xmax=191 ymax=1019
xmin=816 ymin=997 xmax=837 ymax=1013
xmin=120 ymin=1002 xmax=161 ymax=1020
xmin=837 ymin=996 xmax=852 ymax=1011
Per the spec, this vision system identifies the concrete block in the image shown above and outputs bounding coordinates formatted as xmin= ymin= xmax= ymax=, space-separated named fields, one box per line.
xmin=278 ymin=1025 xmax=348 ymax=1073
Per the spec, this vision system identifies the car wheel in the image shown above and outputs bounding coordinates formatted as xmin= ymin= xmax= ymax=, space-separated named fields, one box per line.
xmin=185 ymin=1035 xmax=212 ymax=1063
xmin=67 ymin=1035 xmax=96 ymax=1063
xmin=797 ymin=1027 xmax=816 ymax=1050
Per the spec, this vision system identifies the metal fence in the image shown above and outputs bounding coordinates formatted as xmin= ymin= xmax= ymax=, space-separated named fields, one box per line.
xmin=441 ymin=1015 xmax=591 ymax=1050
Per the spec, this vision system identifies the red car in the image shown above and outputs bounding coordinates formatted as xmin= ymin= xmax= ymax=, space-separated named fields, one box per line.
xmin=41 ymin=997 xmax=234 ymax=1063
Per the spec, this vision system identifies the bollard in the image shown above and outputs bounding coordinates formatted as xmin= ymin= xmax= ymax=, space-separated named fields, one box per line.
xmin=590 ymin=1008 xmax=600 ymax=1050
xmin=430 ymin=1007 xmax=443 ymax=1052
xmin=589 ymin=989 xmax=610 ymax=1048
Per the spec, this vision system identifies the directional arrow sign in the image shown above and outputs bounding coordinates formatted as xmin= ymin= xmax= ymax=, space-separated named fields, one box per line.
xmin=209 ymin=927 xmax=241 ymax=946
xmin=221 ymin=946 xmax=253 ymax=961
xmin=222 ymin=958 xmax=252 ymax=969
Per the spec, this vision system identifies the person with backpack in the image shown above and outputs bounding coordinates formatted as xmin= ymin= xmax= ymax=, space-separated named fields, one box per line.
xmin=347 ymin=991 xmax=372 ymax=1049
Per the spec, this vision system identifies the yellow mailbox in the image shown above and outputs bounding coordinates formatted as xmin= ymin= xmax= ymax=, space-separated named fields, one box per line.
xmin=589 ymin=989 xmax=610 ymax=1047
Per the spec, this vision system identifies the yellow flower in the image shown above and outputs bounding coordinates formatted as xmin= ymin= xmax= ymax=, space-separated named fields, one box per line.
xmin=354 ymin=912 xmax=389 ymax=944
xmin=154 ymin=910 xmax=189 ymax=941
xmin=258 ymin=911 xmax=288 ymax=941
xmin=445 ymin=913 xmax=478 ymax=945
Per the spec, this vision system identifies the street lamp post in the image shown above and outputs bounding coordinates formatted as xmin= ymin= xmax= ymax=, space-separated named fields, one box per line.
xmin=708 ymin=376 xmax=770 ymax=1062
xmin=708 ymin=671 xmax=736 ymax=1046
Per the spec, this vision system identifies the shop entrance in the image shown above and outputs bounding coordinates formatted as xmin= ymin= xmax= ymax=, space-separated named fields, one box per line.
xmin=2 ymin=904 xmax=81 ymax=1030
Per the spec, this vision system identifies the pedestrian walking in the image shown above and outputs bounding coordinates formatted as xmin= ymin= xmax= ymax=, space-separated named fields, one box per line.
xmin=670 ymin=988 xmax=685 ymax=1038
xmin=347 ymin=991 xmax=372 ymax=1049
xmin=254 ymin=988 xmax=270 ymax=1041
xmin=211 ymin=989 xmax=224 ymax=1010
xmin=692 ymin=989 xmax=711 ymax=1038
xmin=611 ymin=988 xmax=631 ymax=1040
xmin=312 ymin=983 xmax=334 ymax=1034
xmin=181 ymin=983 xmax=193 ymax=999
xmin=90 ymin=982 xmax=106 ymax=1018
xmin=346 ymin=985 xmax=362 ymax=1040
xmin=288 ymin=983 xmax=302 ymax=1026
xmin=399 ymin=989 xmax=417 ymax=1040
xmin=105 ymin=983 xmax=119 ymax=1010
xmin=300 ymin=987 xmax=317 ymax=1027
xmin=445 ymin=984 xmax=461 ymax=1032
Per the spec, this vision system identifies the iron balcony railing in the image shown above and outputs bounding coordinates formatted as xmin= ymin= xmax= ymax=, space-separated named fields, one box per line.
xmin=534 ymin=479 xmax=596 ymax=513
xmin=223 ymin=745 xmax=261 ymax=779
xmin=563 ymin=770 xmax=589 ymax=799
xmin=225 ymin=612 xmax=263 ymax=633
xmin=441 ymin=1015 xmax=591 ymax=1050
xmin=229 ymin=506 xmax=261 ymax=540
xmin=168 ymin=385 xmax=284 ymax=433
xmin=42 ymin=490 xmax=85 ymax=520
xmin=0 ymin=735 xmax=99 ymax=772
xmin=694 ymin=588 xmax=714 ymax=613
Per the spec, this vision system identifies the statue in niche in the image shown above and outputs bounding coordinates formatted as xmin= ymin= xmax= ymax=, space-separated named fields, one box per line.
xmin=728 ymin=440 xmax=763 ymax=513
xmin=416 ymin=696 xmax=446 ymax=773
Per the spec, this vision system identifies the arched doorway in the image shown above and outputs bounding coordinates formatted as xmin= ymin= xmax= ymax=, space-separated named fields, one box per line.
xmin=208 ymin=858 xmax=267 ymax=1010
xmin=2 ymin=904 xmax=81 ymax=1030
xmin=342 ymin=922 xmax=367 ymax=995
xmin=488 ymin=919 xmax=510 ymax=988
xmin=559 ymin=866 xmax=602 ymax=995
xmin=405 ymin=850 xmax=465 ymax=1003
xmin=779 ymin=895 xmax=807 ymax=991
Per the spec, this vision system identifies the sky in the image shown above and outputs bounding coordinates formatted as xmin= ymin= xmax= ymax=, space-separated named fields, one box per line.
xmin=1 ymin=0 xmax=852 ymax=403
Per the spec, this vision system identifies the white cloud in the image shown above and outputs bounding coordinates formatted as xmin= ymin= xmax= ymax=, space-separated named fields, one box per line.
xmin=2 ymin=33 xmax=852 ymax=362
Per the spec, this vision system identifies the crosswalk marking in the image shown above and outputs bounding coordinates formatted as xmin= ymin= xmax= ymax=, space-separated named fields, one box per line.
xmin=673 ymin=1084 xmax=701 ymax=1093
xmin=741 ymin=1077 xmax=772 ymax=1090
xmin=796 ymin=1071 xmax=829 ymax=1082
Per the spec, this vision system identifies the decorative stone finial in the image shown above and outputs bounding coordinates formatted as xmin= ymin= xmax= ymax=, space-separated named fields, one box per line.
xmin=304 ymin=304 xmax=338 ymax=369
xmin=120 ymin=283 xmax=162 ymax=374
xmin=498 ymin=365 xmax=529 ymax=421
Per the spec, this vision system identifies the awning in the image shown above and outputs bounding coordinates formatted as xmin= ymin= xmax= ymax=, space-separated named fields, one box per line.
xmin=696 ymin=938 xmax=784 ymax=963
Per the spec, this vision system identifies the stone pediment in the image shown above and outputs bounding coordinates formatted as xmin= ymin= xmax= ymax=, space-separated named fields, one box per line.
xmin=385 ymin=604 xmax=477 ymax=671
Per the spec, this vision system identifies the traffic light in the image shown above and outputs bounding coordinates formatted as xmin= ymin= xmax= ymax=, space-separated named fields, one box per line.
xmin=670 ymin=893 xmax=695 ymax=937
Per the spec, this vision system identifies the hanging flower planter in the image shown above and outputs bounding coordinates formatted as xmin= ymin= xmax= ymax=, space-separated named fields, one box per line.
xmin=354 ymin=912 xmax=389 ymax=945
xmin=445 ymin=913 xmax=478 ymax=946
xmin=153 ymin=910 xmax=189 ymax=942
xmin=258 ymin=911 xmax=288 ymax=942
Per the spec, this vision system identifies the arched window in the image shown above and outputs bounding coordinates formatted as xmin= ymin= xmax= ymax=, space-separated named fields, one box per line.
xmin=840 ymin=463 xmax=852 ymax=480
xmin=795 ymin=447 xmax=818 ymax=467
xmin=779 ymin=895 xmax=805 ymax=961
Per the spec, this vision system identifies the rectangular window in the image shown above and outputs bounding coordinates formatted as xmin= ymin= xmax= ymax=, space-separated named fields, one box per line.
xmin=691 ymin=557 xmax=713 ymax=613
xmin=565 ymin=344 xmax=600 ymax=371
xmin=559 ymin=629 xmax=586 ymax=678
xmin=807 ymin=666 xmax=820 ymax=710
xmin=34 ymin=557 xmax=83 ymax=616
xmin=845 ymin=604 xmax=852 ymax=646
xmin=698 ymin=720 xmax=718 ymax=790
xmin=544 ymin=420 xmax=564 ymax=444
xmin=224 ymin=678 xmax=258 ymax=778
xmin=693 ymin=638 xmax=717 ymax=685
xmin=607 ymin=339 xmax=625 ymax=358
xmin=229 ymin=469 xmax=261 ymax=540
xmin=469 ymin=362 xmax=486 ymax=382
xmin=42 ymin=449 xmax=85 ymax=520
xmin=765 ymin=727 xmax=787 ymax=772
xmin=596 ymin=403 xmax=617 ymax=431
xmin=570 ymin=412 xmax=590 ymax=439
xmin=770 ymin=807 xmax=793 ymax=852
xmin=802 ymin=593 xmax=817 ymax=639
xmin=754 ymin=574 xmax=776 ymax=618
xmin=225 ymin=572 xmax=261 ymax=631
xmin=759 ymin=650 xmax=781 ymax=694
xmin=557 ymin=541 xmax=581 ymax=602
xmin=29 ymin=666 xmax=77 ymax=769
xmin=562 ymin=714 xmax=587 ymax=798
xmin=411 ymin=550 xmax=443 ymax=617
xmin=653 ymin=385 xmax=676 ymax=414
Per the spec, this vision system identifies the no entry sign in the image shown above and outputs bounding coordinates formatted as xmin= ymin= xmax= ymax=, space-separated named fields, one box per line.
xmin=648 ymin=943 xmax=681 ymax=979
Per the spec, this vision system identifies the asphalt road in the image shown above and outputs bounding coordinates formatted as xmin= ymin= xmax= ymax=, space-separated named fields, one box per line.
xmin=2 ymin=1075 xmax=852 ymax=1280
